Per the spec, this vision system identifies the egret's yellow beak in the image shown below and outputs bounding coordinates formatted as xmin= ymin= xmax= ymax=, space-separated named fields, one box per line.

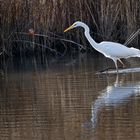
xmin=64 ymin=25 xmax=74 ymax=32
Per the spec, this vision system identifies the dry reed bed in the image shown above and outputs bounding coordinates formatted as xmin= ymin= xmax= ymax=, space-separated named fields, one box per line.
xmin=0 ymin=0 xmax=140 ymax=56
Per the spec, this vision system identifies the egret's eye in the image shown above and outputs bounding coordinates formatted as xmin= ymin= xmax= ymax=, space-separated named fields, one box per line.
xmin=73 ymin=23 xmax=77 ymax=27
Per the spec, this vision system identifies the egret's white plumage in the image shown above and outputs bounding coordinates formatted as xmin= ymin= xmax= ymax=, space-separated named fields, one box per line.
xmin=64 ymin=21 xmax=140 ymax=72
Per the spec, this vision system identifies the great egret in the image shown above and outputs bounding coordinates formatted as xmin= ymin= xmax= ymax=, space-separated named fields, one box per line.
xmin=64 ymin=21 xmax=140 ymax=72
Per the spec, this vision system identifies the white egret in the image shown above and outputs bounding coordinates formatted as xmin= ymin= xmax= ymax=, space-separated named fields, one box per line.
xmin=64 ymin=21 xmax=140 ymax=72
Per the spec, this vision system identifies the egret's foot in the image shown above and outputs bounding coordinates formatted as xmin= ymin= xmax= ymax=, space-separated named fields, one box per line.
xmin=118 ymin=59 xmax=126 ymax=69
xmin=119 ymin=64 xmax=126 ymax=69
xmin=122 ymin=65 xmax=126 ymax=69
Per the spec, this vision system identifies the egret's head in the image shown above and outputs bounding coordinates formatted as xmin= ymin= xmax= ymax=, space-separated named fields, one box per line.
xmin=64 ymin=21 xmax=83 ymax=32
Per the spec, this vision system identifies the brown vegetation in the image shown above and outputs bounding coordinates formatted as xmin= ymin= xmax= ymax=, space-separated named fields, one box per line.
xmin=0 ymin=0 xmax=140 ymax=57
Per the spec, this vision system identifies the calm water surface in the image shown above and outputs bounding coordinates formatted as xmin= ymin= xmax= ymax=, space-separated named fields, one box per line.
xmin=0 ymin=55 xmax=140 ymax=140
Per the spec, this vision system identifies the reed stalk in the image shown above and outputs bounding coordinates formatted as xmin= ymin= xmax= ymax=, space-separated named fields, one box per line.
xmin=1 ymin=0 xmax=139 ymax=57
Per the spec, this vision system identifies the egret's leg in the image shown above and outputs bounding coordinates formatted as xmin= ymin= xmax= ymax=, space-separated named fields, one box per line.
xmin=112 ymin=59 xmax=118 ymax=73
xmin=118 ymin=59 xmax=125 ymax=68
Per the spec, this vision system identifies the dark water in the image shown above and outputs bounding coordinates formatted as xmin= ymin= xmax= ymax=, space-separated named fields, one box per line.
xmin=0 ymin=55 xmax=140 ymax=140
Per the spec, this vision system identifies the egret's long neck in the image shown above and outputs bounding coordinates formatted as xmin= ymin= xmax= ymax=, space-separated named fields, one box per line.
xmin=81 ymin=23 xmax=98 ymax=49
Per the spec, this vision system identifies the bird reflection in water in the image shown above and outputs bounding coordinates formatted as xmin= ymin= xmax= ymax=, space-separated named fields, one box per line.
xmin=91 ymin=74 xmax=140 ymax=129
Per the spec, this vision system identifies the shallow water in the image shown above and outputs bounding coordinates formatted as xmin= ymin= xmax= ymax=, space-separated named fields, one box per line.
xmin=0 ymin=55 xmax=140 ymax=140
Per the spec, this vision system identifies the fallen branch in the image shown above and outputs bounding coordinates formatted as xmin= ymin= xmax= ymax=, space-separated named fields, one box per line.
xmin=12 ymin=39 xmax=63 ymax=56
xmin=98 ymin=66 xmax=123 ymax=73
xmin=15 ymin=32 xmax=86 ymax=50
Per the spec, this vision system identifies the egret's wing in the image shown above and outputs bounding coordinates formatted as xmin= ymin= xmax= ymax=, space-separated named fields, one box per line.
xmin=98 ymin=42 xmax=140 ymax=58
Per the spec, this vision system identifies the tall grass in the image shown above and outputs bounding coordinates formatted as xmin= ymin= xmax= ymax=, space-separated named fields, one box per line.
xmin=0 ymin=0 xmax=140 ymax=57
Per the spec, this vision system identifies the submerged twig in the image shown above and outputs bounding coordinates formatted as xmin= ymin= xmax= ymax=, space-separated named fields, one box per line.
xmin=99 ymin=66 xmax=123 ymax=73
